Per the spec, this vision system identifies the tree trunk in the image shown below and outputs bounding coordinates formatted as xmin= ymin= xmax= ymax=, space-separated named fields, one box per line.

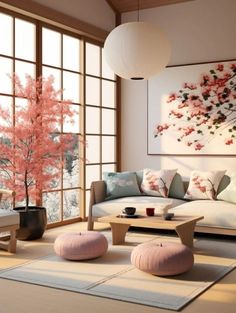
xmin=24 ymin=171 xmax=29 ymax=211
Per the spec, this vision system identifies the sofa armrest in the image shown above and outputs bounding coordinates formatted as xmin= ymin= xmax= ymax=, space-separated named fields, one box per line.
xmin=90 ymin=181 xmax=106 ymax=205
xmin=87 ymin=181 xmax=106 ymax=230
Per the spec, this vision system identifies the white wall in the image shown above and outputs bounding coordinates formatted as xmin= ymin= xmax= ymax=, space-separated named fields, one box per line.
xmin=121 ymin=0 xmax=236 ymax=177
xmin=33 ymin=0 xmax=115 ymax=31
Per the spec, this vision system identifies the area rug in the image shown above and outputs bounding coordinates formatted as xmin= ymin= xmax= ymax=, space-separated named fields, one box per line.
xmin=0 ymin=233 xmax=235 ymax=311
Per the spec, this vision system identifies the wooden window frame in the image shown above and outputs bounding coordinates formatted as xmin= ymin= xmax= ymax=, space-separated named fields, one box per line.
xmin=0 ymin=6 xmax=120 ymax=227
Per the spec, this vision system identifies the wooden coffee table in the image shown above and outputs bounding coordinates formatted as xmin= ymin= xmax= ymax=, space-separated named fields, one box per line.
xmin=97 ymin=214 xmax=204 ymax=248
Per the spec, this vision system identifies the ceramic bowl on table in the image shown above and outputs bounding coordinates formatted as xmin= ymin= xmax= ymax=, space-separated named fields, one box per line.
xmin=122 ymin=207 xmax=136 ymax=215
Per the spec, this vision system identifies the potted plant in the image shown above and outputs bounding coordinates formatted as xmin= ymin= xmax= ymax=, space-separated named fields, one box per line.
xmin=0 ymin=74 xmax=77 ymax=240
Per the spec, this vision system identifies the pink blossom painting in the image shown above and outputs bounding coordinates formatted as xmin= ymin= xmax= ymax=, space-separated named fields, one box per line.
xmin=148 ymin=60 xmax=236 ymax=155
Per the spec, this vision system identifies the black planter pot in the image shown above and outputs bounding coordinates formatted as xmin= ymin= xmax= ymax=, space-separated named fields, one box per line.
xmin=14 ymin=206 xmax=47 ymax=241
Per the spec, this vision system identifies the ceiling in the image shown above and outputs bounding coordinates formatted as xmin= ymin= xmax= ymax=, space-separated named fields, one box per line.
xmin=106 ymin=0 xmax=194 ymax=13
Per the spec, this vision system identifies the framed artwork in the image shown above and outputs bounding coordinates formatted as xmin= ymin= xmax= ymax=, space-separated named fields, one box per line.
xmin=148 ymin=60 xmax=236 ymax=155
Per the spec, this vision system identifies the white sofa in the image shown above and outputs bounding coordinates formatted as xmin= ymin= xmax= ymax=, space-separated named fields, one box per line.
xmin=87 ymin=174 xmax=236 ymax=236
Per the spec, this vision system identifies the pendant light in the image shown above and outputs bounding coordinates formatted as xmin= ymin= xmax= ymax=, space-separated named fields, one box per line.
xmin=104 ymin=0 xmax=171 ymax=80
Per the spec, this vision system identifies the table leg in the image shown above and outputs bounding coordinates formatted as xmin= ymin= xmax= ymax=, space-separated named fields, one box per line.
xmin=8 ymin=229 xmax=17 ymax=253
xmin=110 ymin=223 xmax=130 ymax=245
xmin=175 ymin=220 xmax=197 ymax=248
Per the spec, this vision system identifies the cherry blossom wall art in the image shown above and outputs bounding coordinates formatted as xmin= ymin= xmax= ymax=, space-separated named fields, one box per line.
xmin=148 ymin=60 xmax=236 ymax=155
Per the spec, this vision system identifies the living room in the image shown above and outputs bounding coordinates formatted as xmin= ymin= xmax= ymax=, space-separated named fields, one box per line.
xmin=0 ymin=0 xmax=236 ymax=312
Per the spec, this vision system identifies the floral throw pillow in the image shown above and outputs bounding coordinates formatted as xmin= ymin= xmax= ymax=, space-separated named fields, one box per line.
xmin=184 ymin=170 xmax=226 ymax=200
xmin=141 ymin=169 xmax=177 ymax=198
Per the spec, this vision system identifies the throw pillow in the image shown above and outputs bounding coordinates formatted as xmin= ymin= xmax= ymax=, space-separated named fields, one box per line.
xmin=217 ymin=173 xmax=236 ymax=204
xmin=216 ymin=175 xmax=231 ymax=195
xmin=184 ymin=170 xmax=226 ymax=200
xmin=141 ymin=168 xmax=177 ymax=197
xmin=168 ymin=173 xmax=186 ymax=199
xmin=103 ymin=172 xmax=141 ymax=200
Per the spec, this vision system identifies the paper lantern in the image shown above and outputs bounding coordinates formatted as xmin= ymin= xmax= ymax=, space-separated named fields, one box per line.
xmin=104 ymin=22 xmax=171 ymax=80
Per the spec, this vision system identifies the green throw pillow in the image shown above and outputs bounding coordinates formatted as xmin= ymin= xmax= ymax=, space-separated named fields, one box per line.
xmin=217 ymin=173 xmax=236 ymax=204
xmin=103 ymin=172 xmax=141 ymax=200
xmin=217 ymin=175 xmax=230 ymax=194
xmin=168 ymin=173 xmax=186 ymax=199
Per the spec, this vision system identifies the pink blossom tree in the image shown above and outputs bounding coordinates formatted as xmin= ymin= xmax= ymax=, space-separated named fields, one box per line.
xmin=0 ymin=74 xmax=79 ymax=211
xmin=154 ymin=62 xmax=236 ymax=151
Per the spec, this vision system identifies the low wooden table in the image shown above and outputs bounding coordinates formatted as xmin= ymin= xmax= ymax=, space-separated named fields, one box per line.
xmin=97 ymin=214 xmax=204 ymax=248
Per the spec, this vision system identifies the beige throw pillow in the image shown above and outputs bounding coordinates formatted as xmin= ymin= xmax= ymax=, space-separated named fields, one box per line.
xmin=184 ymin=170 xmax=226 ymax=200
xmin=141 ymin=168 xmax=177 ymax=198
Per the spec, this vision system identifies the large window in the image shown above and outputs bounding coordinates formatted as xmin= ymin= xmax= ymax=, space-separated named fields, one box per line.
xmin=85 ymin=43 xmax=117 ymax=215
xmin=0 ymin=9 xmax=117 ymax=226
xmin=41 ymin=26 xmax=81 ymax=224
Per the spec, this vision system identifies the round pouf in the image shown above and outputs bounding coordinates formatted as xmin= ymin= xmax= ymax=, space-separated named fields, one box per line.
xmin=131 ymin=242 xmax=194 ymax=276
xmin=54 ymin=231 xmax=108 ymax=260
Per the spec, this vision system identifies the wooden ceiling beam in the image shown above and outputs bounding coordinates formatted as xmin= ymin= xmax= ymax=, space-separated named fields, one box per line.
xmin=106 ymin=0 xmax=194 ymax=13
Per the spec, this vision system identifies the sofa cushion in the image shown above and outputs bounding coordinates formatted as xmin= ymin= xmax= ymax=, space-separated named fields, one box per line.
xmin=0 ymin=209 xmax=19 ymax=227
xmin=170 ymin=200 xmax=236 ymax=229
xmin=217 ymin=173 xmax=236 ymax=204
xmin=103 ymin=172 xmax=141 ymax=200
xmin=141 ymin=169 xmax=177 ymax=197
xmin=184 ymin=170 xmax=226 ymax=200
xmin=92 ymin=196 xmax=186 ymax=218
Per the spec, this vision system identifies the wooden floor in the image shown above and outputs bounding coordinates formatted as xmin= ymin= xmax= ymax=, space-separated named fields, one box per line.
xmin=0 ymin=222 xmax=236 ymax=313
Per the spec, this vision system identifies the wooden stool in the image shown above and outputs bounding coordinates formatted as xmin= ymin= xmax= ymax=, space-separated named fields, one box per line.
xmin=0 ymin=223 xmax=19 ymax=253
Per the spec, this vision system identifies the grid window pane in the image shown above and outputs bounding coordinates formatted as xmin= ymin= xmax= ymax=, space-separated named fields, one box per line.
xmin=42 ymin=66 xmax=61 ymax=93
xmin=0 ymin=57 xmax=13 ymax=94
xmin=63 ymin=134 xmax=79 ymax=189
xmin=63 ymin=71 xmax=80 ymax=103
xmin=15 ymin=61 xmax=36 ymax=86
xmin=86 ymin=76 xmax=100 ymax=106
xmin=43 ymin=28 xmax=61 ymax=67
xmin=102 ymin=136 xmax=115 ymax=163
xmin=0 ymin=96 xmax=12 ymax=128
xmin=0 ymin=13 xmax=13 ymax=56
xmin=102 ymin=109 xmax=115 ymax=134
xmin=63 ymin=104 xmax=80 ymax=133
xmin=47 ymin=166 xmax=61 ymax=190
xmin=86 ymin=106 xmax=100 ymax=134
xmin=15 ymin=18 xmax=35 ymax=61
xmin=102 ymin=164 xmax=116 ymax=175
xmin=102 ymin=49 xmax=115 ymax=80
xmin=102 ymin=80 xmax=115 ymax=108
xmin=86 ymin=135 xmax=100 ymax=164
xmin=86 ymin=43 xmax=100 ymax=76
xmin=15 ymin=97 xmax=28 ymax=126
xmin=43 ymin=192 xmax=61 ymax=224
xmin=63 ymin=189 xmax=79 ymax=220
xmin=63 ymin=160 xmax=79 ymax=189
xmin=86 ymin=165 xmax=100 ymax=189
xmin=63 ymin=35 xmax=80 ymax=71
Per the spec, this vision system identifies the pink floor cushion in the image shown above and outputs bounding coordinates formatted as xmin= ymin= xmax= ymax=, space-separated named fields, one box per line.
xmin=54 ymin=231 xmax=108 ymax=260
xmin=131 ymin=242 xmax=194 ymax=276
